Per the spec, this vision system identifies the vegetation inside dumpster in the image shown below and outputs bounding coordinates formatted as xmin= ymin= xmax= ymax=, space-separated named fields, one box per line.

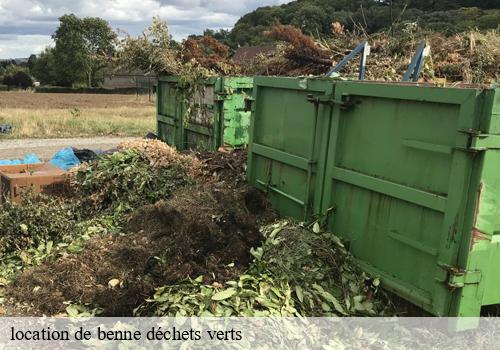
xmin=243 ymin=23 xmax=500 ymax=84
xmin=0 ymin=140 xmax=394 ymax=317
xmin=118 ymin=17 xmax=499 ymax=86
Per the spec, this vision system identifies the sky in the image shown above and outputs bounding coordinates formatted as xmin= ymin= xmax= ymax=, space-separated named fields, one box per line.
xmin=0 ymin=0 xmax=290 ymax=59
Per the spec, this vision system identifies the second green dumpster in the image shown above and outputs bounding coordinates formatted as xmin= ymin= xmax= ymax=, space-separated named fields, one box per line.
xmin=156 ymin=75 xmax=253 ymax=150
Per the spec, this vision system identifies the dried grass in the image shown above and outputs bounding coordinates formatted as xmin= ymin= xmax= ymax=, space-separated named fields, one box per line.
xmin=250 ymin=24 xmax=500 ymax=84
xmin=118 ymin=139 xmax=203 ymax=177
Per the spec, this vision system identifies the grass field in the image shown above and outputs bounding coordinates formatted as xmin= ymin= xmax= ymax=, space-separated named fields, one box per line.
xmin=0 ymin=91 xmax=156 ymax=138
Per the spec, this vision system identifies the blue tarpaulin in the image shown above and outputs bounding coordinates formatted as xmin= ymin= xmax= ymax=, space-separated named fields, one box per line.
xmin=0 ymin=148 xmax=81 ymax=170
xmin=49 ymin=147 xmax=81 ymax=170
xmin=0 ymin=153 xmax=41 ymax=166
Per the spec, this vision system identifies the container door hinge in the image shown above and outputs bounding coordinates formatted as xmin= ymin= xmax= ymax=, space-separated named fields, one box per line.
xmin=438 ymin=264 xmax=482 ymax=289
xmin=215 ymin=93 xmax=231 ymax=101
xmin=457 ymin=130 xmax=500 ymax=152
xmin=306 ymin=94 xmax=354 ymax=110
xmin=244 ymin=97 xmax=255 ymax=112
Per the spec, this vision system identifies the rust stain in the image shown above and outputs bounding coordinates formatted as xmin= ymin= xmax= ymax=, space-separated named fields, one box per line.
xmin=471 ymin=228 xmax=489 ymax=248
xmin=470 ymin=182 xmax=486 ymax=251
xmin=473 ymin=182 xmax=484 ymax=227
xmin=447 ymin=218 xmax=457 ymax=246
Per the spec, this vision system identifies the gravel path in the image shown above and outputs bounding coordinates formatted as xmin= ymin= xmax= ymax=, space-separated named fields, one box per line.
xmin=0 ymin=136 xmax=139 ymax=160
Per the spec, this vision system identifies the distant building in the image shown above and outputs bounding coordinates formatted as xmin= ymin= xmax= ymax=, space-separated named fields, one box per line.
xmin=103 ymin=71 xmax=157 ymax=89
xmin=233 ymin=46 xmax=277 ymax=64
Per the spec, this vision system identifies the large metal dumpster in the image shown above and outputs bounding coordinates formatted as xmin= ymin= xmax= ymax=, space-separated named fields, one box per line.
xmin=156 ymin=75 xmax=253 ymax=150
xmin=247 ymin=76 xmax=500 ymax=317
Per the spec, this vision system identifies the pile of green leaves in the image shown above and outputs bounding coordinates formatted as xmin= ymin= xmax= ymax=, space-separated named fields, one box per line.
xmin=0 ymin=214 xmax=120 ymax=285
xmin=72 ymin=149 xmax=191 ymax=214
xmin=0 ymin=194 xmax=78 ymax=256
xmin=138 ymin=220 xmax=394 ymax=317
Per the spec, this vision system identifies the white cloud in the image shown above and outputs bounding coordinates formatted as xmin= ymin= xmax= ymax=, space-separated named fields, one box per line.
xmin=0 ymin=34 xmax=53 ymax=58
xmin=0 ymin=0 xmax=291 ymax=58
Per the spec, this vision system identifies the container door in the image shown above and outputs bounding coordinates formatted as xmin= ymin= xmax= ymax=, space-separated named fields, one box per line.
xmin=321 ymin=82 xmax=482 ymax=316
xmin=222 ymin=77 xmax=253 ymax=148
xmin=157 ymin=78 xmax=183 ymax=148
xmin=182 ymin=78 xmax=219 ymax=150
xmin=247 ymin=77 xmax=333 ymax=219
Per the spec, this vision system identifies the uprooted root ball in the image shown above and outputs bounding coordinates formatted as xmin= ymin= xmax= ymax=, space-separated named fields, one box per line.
xmin=8 ymin=185 xmax=273 ymax=316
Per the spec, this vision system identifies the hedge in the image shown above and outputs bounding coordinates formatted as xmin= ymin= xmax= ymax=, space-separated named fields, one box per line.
xmin=34 ymin=86 xmax=151 ymax=94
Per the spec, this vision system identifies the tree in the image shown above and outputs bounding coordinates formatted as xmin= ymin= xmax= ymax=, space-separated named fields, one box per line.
xmin=117 ymin=17 xmax=181 ymax=74
xmin=228 ymin=0 xmax=500 ymax=46
xmin=80 ymin=17 xmax=117 ymax=86
xmin=2 ymin=65 xmax=33 ymax=89
xmin=52 ymin=14 xmax=116 ymax=87
xmin=30 ymin=48 xmax=59 ymax=85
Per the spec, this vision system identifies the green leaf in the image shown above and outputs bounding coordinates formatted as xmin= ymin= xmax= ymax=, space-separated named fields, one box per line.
xmin=211 ymin=288 xmax=237 ymax=301
xmin=295 ymin=286 xmax=304 ymax=303
xmin=312 ymin=222 xmax=320 ymax=233
xmin=46 ymin=241 xmax=53 ymax=254
xmin=250 ymin=247 xmax=263 ymax=261
xmin=193 ymin=275 xmax=203 ymax=283
xmin=66 ymin=304 xmax=80 ymax=317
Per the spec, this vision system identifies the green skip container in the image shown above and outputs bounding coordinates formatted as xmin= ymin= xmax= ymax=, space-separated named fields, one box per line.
xmin=247 ymin=76 xmax=500 ymax=319
xmin=156 ymin=75 xmax=253 ymax=150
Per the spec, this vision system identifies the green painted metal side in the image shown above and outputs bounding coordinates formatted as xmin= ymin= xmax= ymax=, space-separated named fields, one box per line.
xmin=157 ymin=76 xmax=253 ymax=150
xmin=247 ymin=77 xmax=500 ymax=317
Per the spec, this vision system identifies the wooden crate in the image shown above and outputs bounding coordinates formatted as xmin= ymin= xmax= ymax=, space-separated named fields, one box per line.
xmin=0 ymin=163 xmax=67 ymax=203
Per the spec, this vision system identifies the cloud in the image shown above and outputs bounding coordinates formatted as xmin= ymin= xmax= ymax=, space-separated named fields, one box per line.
xmin=0 ymin=34 xmax=53 ymax=58
xmin=0 ymin=0 xmax=290 ymax=58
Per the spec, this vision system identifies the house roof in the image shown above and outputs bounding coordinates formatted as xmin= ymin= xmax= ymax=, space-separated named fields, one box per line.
xmin=233 ymin=45 xmax=276 ymax=62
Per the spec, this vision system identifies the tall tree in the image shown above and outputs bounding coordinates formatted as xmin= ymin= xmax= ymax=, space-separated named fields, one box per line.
xmin=30 ymin=48 xmax=58 ymax=85
xmin=52 ymin=14 xmax=116 ymax=87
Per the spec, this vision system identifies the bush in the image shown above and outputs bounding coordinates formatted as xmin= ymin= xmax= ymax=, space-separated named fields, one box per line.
xmin=2 ymin=65 xmax=33 ymax=89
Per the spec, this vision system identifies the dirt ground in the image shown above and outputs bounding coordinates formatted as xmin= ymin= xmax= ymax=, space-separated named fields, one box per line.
xmin=0 ymin=92 xmax=154 ymax=109
xmin=0 ymin=137 xmax=138 ymax=160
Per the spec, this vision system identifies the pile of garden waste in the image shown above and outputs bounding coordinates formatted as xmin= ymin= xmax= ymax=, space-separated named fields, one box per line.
xmin=0 ymin=139 xmax=394 ymax=317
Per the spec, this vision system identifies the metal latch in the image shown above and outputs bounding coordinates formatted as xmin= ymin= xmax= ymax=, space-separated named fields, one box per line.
xmin=469 ymin=133 xmax=500 ymax=151
xmin=306 ymin=94 xmax=354 ymax=110
xmin=439 ymin=264 xmax=481 ymax=289
xmin=215 ymin=93 xmax=231 ymax=101
xmin=244 ymin=97 xmax=255 ymax=112
xmin=457 ymin=129 xmax=500 ymax=152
